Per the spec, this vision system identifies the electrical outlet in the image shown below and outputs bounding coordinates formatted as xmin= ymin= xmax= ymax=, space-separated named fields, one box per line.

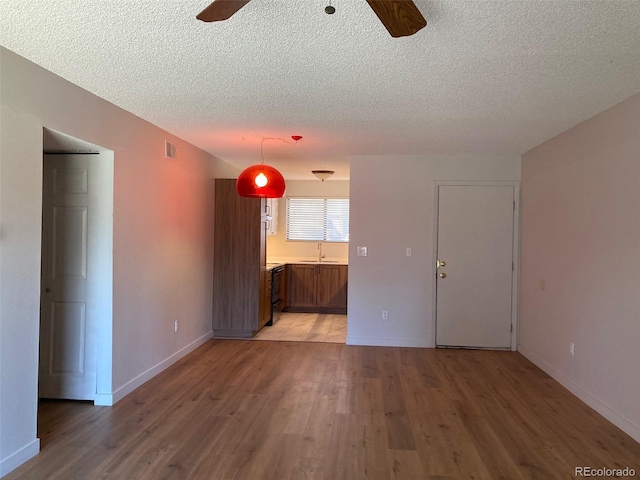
xmin=569 ymin=342 xmax=574 ymax=356
xmin=382 ymin=310 xmax=388 ymax=320
xmin=174 ymin=320 xmax=179 ymax=333
xmin=357 ymin=246 xmax=368 ymax=257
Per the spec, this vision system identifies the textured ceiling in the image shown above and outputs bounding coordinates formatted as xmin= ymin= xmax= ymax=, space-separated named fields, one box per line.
xmin=2 ymin=0 xmax=640 ymax=179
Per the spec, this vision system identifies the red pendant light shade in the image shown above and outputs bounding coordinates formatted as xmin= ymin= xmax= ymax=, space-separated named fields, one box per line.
xmin=236 ymin=164 xmax=286 ymax=198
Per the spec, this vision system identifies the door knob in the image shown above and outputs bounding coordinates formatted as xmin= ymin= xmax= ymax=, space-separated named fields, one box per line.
xmin=45 ymin=287 xmax=51 ymax=292
xmin=439 ymin=273 xmax=447 ymax=278
xmin=437 ymin=259 xmax=446 ymax=269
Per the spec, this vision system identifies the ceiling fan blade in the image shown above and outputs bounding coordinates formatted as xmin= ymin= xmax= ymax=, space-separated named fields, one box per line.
xmin=196 ymin=0 xmax=252 ymax=22
xmin=365 ymin=0 xmax=427 ymax=37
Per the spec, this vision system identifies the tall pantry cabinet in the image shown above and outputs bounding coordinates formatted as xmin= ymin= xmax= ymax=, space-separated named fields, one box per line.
xmin=212 ymin=179 xmax=270 ymax=337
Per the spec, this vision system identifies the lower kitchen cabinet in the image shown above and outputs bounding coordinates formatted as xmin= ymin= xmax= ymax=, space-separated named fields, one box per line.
xmin=285 ymin=264 xmax=348 ymax=314
xmin=286 ymin=264 xmax=317 ymax=308
xmin=317 ymin=264 xmax=348 ymax=309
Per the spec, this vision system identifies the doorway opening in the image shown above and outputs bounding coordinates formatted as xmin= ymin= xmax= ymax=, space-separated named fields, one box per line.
xmin=39 ymin=128 xmax=114 ymax=405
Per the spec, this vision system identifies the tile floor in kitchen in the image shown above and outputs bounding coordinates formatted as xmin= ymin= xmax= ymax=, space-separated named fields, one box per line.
xmin=253 ymin=312 xmax=346 ymax=343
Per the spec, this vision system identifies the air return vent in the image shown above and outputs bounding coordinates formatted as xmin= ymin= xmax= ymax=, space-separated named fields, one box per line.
xmin=165 ymin=140 xmax=177 ymax=159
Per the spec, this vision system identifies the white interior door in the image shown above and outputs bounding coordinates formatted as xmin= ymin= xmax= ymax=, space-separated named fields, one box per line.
xmin=436 ymin=185 xmax=515 ymax=349
xmin=40 ymin=154 xmax=100 ymax=400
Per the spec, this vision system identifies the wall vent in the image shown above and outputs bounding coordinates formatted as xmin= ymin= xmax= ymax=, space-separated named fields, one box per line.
xmin=165 ymin=140 xmax=177 ymax=159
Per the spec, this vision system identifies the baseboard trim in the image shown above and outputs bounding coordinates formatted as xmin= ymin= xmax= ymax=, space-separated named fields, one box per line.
xmin=212 ymin=329 xmax=254 ymax=339
xmin=108 ymin=331 xmax=213 ymax=406
xmin=346 ymin=336 xmax=431 ymax=348
xmin=93 ymin=393 xmax=113 ymax=406
xmin=0 ymin=438 xmax=40 ymax=477
xmin=518 ymin=344 xmax=640 ymax=444
xmin=283 ymin=307 xmax=347 ymax=315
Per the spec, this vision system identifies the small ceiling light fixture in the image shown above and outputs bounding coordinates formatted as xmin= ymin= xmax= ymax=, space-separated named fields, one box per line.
xmin=312 ymin=170 xmax=335 ymax=182
xmin=237 ymin=138 xmax=286 ymax=198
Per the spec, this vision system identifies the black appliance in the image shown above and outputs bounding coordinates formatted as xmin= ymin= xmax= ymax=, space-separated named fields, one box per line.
xmin=269 ymin=265 xmax=284 ymax=325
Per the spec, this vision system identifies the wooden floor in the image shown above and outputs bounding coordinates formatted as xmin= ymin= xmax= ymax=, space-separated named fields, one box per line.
xmin=253 ymin=313 xmax=347 ymax=343
xmin=7 ymin=341 xmax=639 ymax=479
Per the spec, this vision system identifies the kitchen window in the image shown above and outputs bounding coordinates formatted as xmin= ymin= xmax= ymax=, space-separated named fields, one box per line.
xmin=286 ymin=197 xmax=349 ymax=242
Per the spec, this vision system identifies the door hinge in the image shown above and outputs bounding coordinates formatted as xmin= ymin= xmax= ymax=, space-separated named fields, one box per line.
xmin=513 ymin=200 xmax=516 ymax=211
xmin=511 ymin=324 xmax=513 ymax=332
xmin=512 ymin=262 xmax=514 ymax=271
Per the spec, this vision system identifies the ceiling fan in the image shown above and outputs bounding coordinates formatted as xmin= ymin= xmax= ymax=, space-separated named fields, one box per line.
xmin=196 ymin=0 xmax=427 ymax=38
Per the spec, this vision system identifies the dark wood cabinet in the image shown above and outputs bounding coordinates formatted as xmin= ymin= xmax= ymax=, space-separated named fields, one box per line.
xmin=287 ymin=264 xmax=317 ymax=308
xmin=212 ymin=179 xmax=269 ymax=337
xmin=317 ymin=264 xmax=348 ymax=309
xmin=285 ymin=264 xmax=348 ymax=314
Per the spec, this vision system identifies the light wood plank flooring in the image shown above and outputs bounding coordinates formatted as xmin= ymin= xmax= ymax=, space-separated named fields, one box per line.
xmin=253 ymin=312 xmax=347 ymax=343
xmin=6 ymin=340 xmax=639 ymax=479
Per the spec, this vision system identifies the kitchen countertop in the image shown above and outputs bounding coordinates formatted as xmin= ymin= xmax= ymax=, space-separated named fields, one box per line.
xmin=267 ymin=258 xmax=349 ymax=268
xmin=289 ymin=260 xmax=349 ymax=265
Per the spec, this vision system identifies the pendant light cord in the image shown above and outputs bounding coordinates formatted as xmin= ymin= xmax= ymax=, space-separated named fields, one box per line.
xmin=260 ymin=137 xmax=296 ymax=164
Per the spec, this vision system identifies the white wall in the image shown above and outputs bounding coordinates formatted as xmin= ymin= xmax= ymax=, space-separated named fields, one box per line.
xmin=347 ymin=155 xmax=520 ymax=347
xmin=0 ymin=47 xmax=234 ymax=475
xmin=266 ymin=180 xmax=349 ymax=262
xmin=519 ymin=93 xmax=640 ymax=443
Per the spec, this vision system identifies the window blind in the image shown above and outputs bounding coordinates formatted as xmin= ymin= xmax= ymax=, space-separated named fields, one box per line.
xmin=286 ymin=197 xmax=349 ymax=242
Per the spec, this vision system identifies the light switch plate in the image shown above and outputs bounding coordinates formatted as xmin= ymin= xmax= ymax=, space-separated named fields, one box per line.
xmin=406 ymin=247 xmax=412 ymax=257
xmin=357 ymin=246 xmax=368 ymax=257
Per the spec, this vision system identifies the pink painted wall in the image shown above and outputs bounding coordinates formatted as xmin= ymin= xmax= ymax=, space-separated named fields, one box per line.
xmin=519 ymin=92 xmax=640 ymax=442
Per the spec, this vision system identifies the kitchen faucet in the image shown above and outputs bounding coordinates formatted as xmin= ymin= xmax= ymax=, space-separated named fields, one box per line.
xmin=318 ymin=242 xmax=325 ymax=262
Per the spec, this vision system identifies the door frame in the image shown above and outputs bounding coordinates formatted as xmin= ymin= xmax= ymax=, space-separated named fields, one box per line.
xmin=431 ymin=180 xmax=520 ymax=351
xmin=39 ymin=130 xmax=114 ymax=405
